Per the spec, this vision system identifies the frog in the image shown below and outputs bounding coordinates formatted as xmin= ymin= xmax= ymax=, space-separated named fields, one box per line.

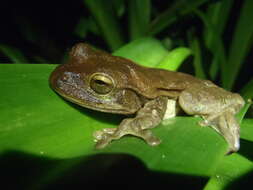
xmin=50 ymin=43 xmax=245 ymax=153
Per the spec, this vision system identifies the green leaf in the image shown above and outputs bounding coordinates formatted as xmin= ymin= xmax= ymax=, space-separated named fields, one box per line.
xmin=241 ymin=119 xmax=253 ymax=142
xmin=193 ymin=8 xmax=227 ymax=80
xmin=236 ymin=99 xmax=252 ymax=124
xmin=189 ymin=38 xmax=207 ymax=79
xmin=112 ymin=0 xmax=125 ymax=17
xmin=204 ymin=119 xmax=253 ymax=190
xmin=156 ymin=47 xmax=192 ymax=71
xmin=222 ymin=0 xmax=253 ymax=90
xmin=204 ymin=0 xmax=233 ymax=49
xmin=241 ymin=79 xmax=253 ymax=100
xmin=0 ymin=44 xmax=29 ymax=63
xmin=113 ymin=37 xmax=168 ymax=67
xmin=204 ymin=152 xmax=253 ymax=190
xmin=74 ymin=17 xmax=100 ymax=38
xmin=0 ymin=40 xmax=251 ymax=189
xmin=204 ymin=0 xmax=232 ymax=80
xmin=128 ymin=0 xmax=150 ymax=40
xmin=0 ymin=64 xmax=229 ymax=175
xmin=83 ymin=0 xmax=124 ymax=50
xmin=115 ymin=37 xmax=192 ymax=77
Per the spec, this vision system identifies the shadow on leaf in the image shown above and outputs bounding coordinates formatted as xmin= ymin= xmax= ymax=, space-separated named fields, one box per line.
xmin=0 ymin=150 xmax=208 ymax=190
xmin=224 ymin=168 xmax=253 ymax=190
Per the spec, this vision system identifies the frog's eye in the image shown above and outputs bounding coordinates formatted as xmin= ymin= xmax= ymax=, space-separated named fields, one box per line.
xmin=90 ymin=73 xmax=114 ymax=94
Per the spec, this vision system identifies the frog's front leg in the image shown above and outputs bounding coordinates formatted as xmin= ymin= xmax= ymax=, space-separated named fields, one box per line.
xmin=94 ymin=96 xmax=168 ymax=149
xmin=178 ymin=83 xmax=245 ymax=153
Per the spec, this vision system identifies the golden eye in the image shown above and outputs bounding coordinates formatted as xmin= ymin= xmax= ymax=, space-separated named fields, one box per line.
xmin=90 ymin=73 xmax=114 ymax=94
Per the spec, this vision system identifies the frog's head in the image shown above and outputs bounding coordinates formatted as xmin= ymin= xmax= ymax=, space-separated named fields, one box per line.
xmin=50 ymin=43 xmax=142 ymax=114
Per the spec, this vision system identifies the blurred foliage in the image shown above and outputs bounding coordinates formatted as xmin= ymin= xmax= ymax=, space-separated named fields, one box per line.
xmin=0 ymin=0 xmax=252 ymax=91
xmin=0 ymin=0 xmax=253 ymax=189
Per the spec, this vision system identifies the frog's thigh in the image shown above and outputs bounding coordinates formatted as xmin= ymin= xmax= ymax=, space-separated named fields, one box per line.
xmin=178 ymin=85 xmax=225 ymax=116
xmin=178 ymin=86 xmax=224 ymax=130
xmin=178 ymin=85 xmax=242 ymax=153
xmin=94 ymin=96 xmax=168 ymax=149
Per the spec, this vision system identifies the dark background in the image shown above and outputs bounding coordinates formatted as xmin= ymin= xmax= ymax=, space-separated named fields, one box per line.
xmin=0 ymin=0 xmax=252 ymax=89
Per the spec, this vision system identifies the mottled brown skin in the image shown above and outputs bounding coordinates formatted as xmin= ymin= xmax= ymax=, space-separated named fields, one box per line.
xmin=50 ymin=43 xmax=245 ymax=152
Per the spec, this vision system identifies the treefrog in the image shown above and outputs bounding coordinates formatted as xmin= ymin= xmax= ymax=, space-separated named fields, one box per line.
xmin=50 ymin=43 xmax=245 ymax=153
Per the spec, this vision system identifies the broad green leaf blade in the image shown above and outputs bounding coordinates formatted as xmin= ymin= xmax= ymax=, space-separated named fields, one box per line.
xmin=102 ymin=116 xmax=228 ymax=175
xmin=156 ymin=47 xmax=191 ymax=71
xmin=0 ymin=64 xmax=94 ymax=157
xmin=128 ymin=0 xmax=150 ymax=40
xmin=0 ymin=64 xmax=229 ymax=187
xmin=83 ymin=0 xmax=124 ymax=50
xmin=222 ymin=0 xmax=253 ymax=90
xmin=0 ymin=44 xmax=29 ymax=63
xmin=1 ymin=62 xmax=251 ymax=188
xmin=113 ymin=38 xmax=168 ymax=67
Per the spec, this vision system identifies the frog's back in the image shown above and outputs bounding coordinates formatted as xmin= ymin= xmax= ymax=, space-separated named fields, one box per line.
xmin=107 ymin=57 xmax=202 ymax=99
xmin=141 ymin=67 xmax=202 ymax=98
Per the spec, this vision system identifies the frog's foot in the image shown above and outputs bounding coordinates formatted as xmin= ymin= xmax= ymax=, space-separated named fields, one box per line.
xmin=198 ymin=116 xmax=220 ymax=132
xmin=218 ymin=111 xmax=240 ymax=154
xmin=94 ymin=96 xmax=167 ymax=149
xmin=199 ymin=111 xmax=240 ymax=153
xmin=94 ymin=118 xmax=161 ymax=149
xmin=93 ymin=128 xmax=117 ymax=141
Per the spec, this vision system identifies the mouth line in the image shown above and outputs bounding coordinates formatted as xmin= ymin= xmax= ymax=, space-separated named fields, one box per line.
xmin=53 ymin=87 xmax=131 ymax=115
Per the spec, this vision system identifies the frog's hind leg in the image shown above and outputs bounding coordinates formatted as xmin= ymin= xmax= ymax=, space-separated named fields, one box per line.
xmin=178 ymin=84 xmax=244 ymax=153
xmin=94 ymin=96 xmax=168 ymax=149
